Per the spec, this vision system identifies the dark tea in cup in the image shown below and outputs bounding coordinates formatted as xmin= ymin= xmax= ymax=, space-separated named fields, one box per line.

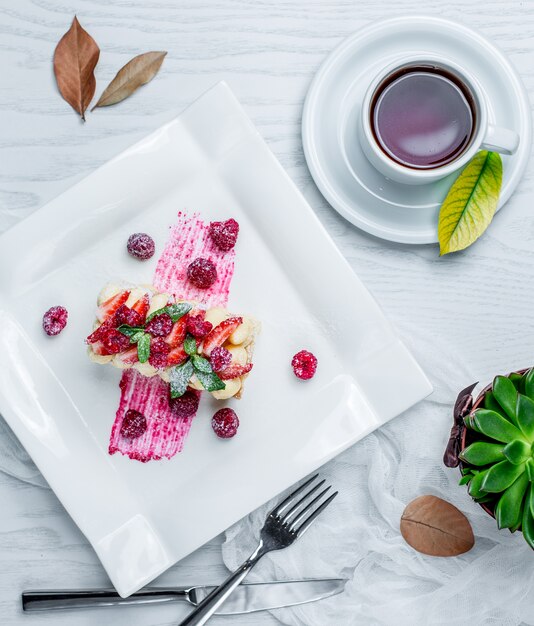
xmin=370 ymin=65 xmax=476 ymax=169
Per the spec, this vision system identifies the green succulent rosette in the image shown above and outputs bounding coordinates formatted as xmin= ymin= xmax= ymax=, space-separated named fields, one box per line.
xmin=460 ymin=369 xmax=534 ymax=547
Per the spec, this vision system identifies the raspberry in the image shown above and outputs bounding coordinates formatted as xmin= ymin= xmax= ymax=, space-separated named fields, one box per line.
xmin=211 ymin=408 xmax=239 ymax=439
xmin=115 ymin=304 xmax=143 ymax=327
xmin=187 ymin=258 xmax=217 ymax=289
xmin=127 ymin=233 xmax=155 ymax=260
xmin=209 ymin=218 xmax=239 ymax=252
xmin=291 ymin=350 xmax=318 ymax=380
xmin=186 ymin=314 xmax=213 ymax=338
xmin=210 ymin=346 xmax=231 ymax=372
xmin=42 ymin=306 xmax=68 ymax=336
xmin=169 ymin=390 xmax=200 ymax=418
xmin=120 ymin=409 xmax=147 ymax=439
xmin=101 ymin=329 xmax=131 ymax=354
xmin=148 ymin=337 xmax=171 ymax=368
xmin=145 ymin=312 xmax=173 ymax=337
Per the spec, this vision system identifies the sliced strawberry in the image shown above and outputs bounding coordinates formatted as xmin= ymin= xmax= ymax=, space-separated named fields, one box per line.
xmin=202 ymin=317 xmax=242 ymax=356
xmin=91 ymin=340 xmax=109 ymax=356
xmin=97 ymin=290 xmax=130 ymax=322
xmin=86 ymin=318 xmax=114 ymax=344
xmin=116 ymin=346 xmax=139 ymax=365
xmin=166 ymin=345 xmax=188 ymax=367
xmin=131 ymin=294 xmax=150 ymax=323
xmin=218 ymin=362 xmax=253 ymax=380
xmin=165 ymin=316 xmax=188 ymax=347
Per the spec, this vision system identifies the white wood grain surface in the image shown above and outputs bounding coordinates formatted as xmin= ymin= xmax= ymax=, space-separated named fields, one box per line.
xmin=1 ymin=1 xmax=534 ymax=624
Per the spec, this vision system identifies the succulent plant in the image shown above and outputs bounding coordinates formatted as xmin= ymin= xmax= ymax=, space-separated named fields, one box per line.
xmin=460 ymin=369 xmax=534 ymax=547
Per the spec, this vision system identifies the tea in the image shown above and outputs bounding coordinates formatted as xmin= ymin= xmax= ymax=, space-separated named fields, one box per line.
xmin=370 ymin=65 xmax=475 ymax=169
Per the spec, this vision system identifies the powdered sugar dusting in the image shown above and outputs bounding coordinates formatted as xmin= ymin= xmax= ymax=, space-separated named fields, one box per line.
xmin=109 ymin=211 xmax=235 ymax=462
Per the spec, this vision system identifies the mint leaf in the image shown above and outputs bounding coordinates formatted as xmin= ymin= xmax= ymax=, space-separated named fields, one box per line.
xmin=170 ymin=359 xmax=194 ymax=398
xmin=166 ymin=302 xmax=192 ymax=322
xmin=195 ymin=369 xmax=225 ymax=393
xmin=146 ymin=302 xmax=192 ymax=323
xmin=184 ymin=334 xmax=198 ymax=356
xmin=192 ymin=354 xmax=212 ymax=373
xmin=118 ymin=325 xmax=145 ymax=339
xmin=137 ymin=333 xmax=151 ymax=363
xmin=130 ymin=330 xmax=146 ymax=344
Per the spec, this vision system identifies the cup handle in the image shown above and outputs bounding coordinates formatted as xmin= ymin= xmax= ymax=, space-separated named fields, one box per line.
xmin=481 ymin=124 xmax=519 ymax=155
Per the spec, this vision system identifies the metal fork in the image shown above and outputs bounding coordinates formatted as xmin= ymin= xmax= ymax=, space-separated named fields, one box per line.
xmin=179 ymin=474 xmax=337 ymax=626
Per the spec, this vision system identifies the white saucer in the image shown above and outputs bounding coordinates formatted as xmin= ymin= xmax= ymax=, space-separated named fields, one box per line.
xmin=302 ymin=16 xmax=531 ymax=244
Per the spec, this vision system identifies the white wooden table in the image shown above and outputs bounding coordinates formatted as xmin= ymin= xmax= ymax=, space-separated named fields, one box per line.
xmin=1 ymin=1 xmax=533 ymax=624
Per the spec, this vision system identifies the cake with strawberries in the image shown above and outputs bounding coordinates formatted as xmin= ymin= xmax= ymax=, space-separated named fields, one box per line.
xmin=86 ymin=284 xmax=258 ymax=400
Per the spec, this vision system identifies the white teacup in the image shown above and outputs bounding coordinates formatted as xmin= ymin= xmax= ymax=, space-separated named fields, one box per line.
xmin=358 ymin=54 xmax=519 ymax=185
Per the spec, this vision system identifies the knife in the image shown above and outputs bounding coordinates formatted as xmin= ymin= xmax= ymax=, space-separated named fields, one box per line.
xmin=22 ymin=578 xmax=345 ymax=614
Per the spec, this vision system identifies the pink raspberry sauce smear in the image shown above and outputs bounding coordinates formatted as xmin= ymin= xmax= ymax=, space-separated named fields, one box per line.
xmin=109 ymin=212 xmax=237 ymax=462
xmin=291 ymin=350 xmax=318 ymax=380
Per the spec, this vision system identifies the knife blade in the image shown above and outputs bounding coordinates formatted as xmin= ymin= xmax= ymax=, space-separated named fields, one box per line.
xmin=22 ymin=578 xmax=345 ymax=614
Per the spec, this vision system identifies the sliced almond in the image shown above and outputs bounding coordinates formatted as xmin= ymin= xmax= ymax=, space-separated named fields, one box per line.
xmin=205 ymin=307 xmax=228 ymax=327
xmin=227 ymin=346 xmax=248 ymax=365
xmin=134 ymin=362 xmax=158 ymax=377
xmin=97 ymin=284 xmax=121 ymax=305
xmin=147 ymin=293 xmax=170 ymax=316
xmin=212 ymin=377 xmax=241 ymax=399
xmin=228 ymin=318 xmax=252 ymax=345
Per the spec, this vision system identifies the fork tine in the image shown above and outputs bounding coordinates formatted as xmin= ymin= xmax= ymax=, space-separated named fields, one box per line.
xmin=286 ymin=485 xmax=331 ymax=528
xmin=269 ymin=474 xmax=320 ymax=518
xmin=280 ymin=480 xmax=327 ymax=524
xmin=294 ymin=491 xmax=338 ymax=537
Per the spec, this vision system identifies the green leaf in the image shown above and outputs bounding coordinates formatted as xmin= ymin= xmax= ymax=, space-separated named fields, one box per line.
xmin=137 ymin=333 xmax=151 ymax=363
xmin=459 ymin=442 xmax=504 ymax=466
xmin=508 ymin=372 xmax=525 ymax=393
xmin=468 ymin=470 xmax=489 ymax=499
xmin=529 ymin=477 xmax=534 ymax=518
xmin=495 ymin=472 xmax=529 ymax=529
xmin=184 ymin=334 xmax=198 ymax=356
xmin=524 ymin=368 xmax=534 ymax=400
xmin=146 ymin=302 xmax=192 ymax=323
xmin=503 ymin=439 xmax=531 ymax=465
xmin=191 ymin=354 xmax=213 ymax=374
xmin=130 ymin=330 xmax=146 ymax=344
xmin=194 ymin=369 xmax=225 ymax=393
xmin=493 ymin=375 xmax=519 ymax=425
xmin=481 ymin=460 xmax=526 ymax=493
xmin=459 ymin=475 xmax=471 ymax=486
xmin=118 ymin=325 xmax=145 ymax=339
xmin=438 ymin=151 xmax=503 ymax=255
xmin=522 ymin=486 xmax=534 ymax=549
xmin=483 ymin=391 xmax=505 ymax=415
xmin=526 ymin=458 xmax=534 ymax=482
xmin=468 ymin=409 xmax=524 ymax=443
xmin=516 ymin=394 xmax=534 ymax=441
xmin=166 ymin=302 xmax=192 ymax=322
xmin=169 ymin=359 xmax=194 ymax=399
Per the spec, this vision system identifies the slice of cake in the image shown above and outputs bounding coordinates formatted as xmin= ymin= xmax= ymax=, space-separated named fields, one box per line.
xmin=86 ymin=284 xmax=258 ymax=400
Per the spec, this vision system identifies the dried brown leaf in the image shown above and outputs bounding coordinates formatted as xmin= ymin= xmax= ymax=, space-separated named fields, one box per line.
xmin=92 ymin=51 xmax=167 ymax=109
xmin=400 ymin=495 xmax=474 ymax=557
xmin=53 ymin=16 xmax=100 ymax=120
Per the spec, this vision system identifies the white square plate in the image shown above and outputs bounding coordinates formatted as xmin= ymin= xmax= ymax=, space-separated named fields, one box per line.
xmin=0 ymin=82 xmax=432 ymax=597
